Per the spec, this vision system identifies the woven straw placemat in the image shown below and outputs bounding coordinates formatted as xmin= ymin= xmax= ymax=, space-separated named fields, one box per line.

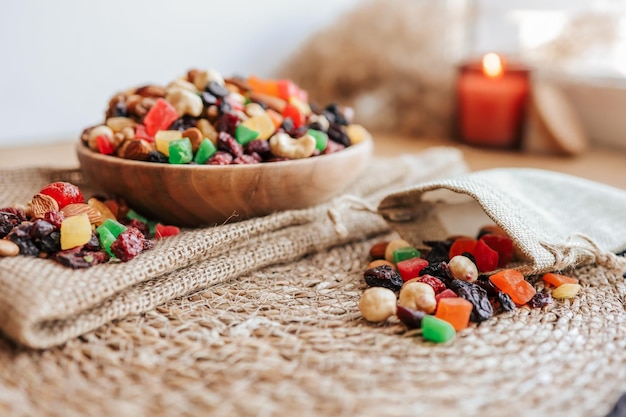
xmin=1 ymin=148 xmax=625 ymax=416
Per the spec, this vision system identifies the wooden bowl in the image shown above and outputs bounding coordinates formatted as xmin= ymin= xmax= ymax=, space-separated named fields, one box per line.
xmin=76 ymin=138 xmax=373 ymax=227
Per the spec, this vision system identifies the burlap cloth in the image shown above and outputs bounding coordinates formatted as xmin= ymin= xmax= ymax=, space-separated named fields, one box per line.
xmin=1 ymin=147 xmax=625 ymax=417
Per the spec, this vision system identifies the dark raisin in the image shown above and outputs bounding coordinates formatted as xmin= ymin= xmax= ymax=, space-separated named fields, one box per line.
xmin=52 ymin=247 xmax=109 ymax=269
xmin=324 ymin=103 xmax=348 ymax=125
xmin=207 ymin=151 xmax=234 ymax=165
xmin=497 ymin=291 xmax=516 ymax=311
xmin=364 ymin=265 xmax=403 ymax=292
xmin=444 ymin=278 xmax=493 ymax=322
xmin=206 ymin=81 xmax=229 ymax=98
xmin=39 ymin=230 xmax=61 ymax=253
xmin=0 ymin=207 xmax=26 ymax=222
xmin=217 ymin=131 xmax=244 ymax=158
xmin=148 ymin=151 xmax=169 ymax=163
xmin=218 ymin=99 xmax=232 ymax=115
xmin=111 ymin=101 xmax=128 ymax=118
xmin=280 ymin=117 xmax=295 ymax=133
xmin=528 ymin=291 xmax=553 ymax=308
xmin=461 ymin=252 xmax=477 ymax=266
xmin=84 ymin=232 xmax=101 ymax=251
xmin=423 ymin=240 xmax=453 ymax=264
xmin=475 ymin=278 xmax=498 ymax=298
xmin=605 ymin=392 xmax=626 ymax=417
xmin=29 ymin=219 xmax=55 ymax=239
xmin=416 ymin=275 xmax=446 ymax=294
xmin=201 ymin=91 xmax=218 ymax=106
xmin=307 ymin=121 xmax=324 ymax=132
xmin=168 ymin=116 xmax=198 ymax=132
xmin=8 ymin=235 xmax=40 ymax=257
xmin=396 ymin=305 xmax=426 ymax=329
xmin=420 ymin=261 xmax=452 ymax=280
xmin=110 ymin=227 xmax=146 ymax=262
xmin=0 ymin=211 xmax=22 ymax=238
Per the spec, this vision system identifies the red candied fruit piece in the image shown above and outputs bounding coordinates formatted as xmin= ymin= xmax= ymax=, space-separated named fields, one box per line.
xmin=143 ymin=98 xmax=179 ymax=136
xmin=416 ymin=274 xmax=446 ymax=294
xmin=435 ymin=288 xmax=458 ymax=303
xmin=480 ymin=234 xmax=513 ymax=267
xmin=134 ymin=124 xmax=154 ymax=142
xmin=39 ymin=182 xmax=84 ymax=209
xmin=96 ymin=135 xmax=115 ymax=155
xmin=282 ymin=103 xmax=305 ymax=128
xmin=155 ymin=223 xmax=180 ymax=239
xmin=473 ymin=239 xmax=499 ymax=272
xmin=396 ymin=257 xmax=429 ymax=282
xmin=449 ymin=238 xmax=477 ymax=260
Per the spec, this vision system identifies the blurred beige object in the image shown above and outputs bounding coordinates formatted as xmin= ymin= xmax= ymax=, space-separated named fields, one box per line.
xmin=523 ymin=80 xmax=588 ymax=156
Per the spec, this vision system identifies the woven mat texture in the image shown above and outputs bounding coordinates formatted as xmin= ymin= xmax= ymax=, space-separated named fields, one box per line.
xmin=1 ymin=149 xmax=625 ymax=416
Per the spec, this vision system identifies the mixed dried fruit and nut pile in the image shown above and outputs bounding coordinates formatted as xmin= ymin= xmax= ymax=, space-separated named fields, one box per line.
xmin=359 ymin=226 xmax=581 ymax=343
xmin=81 ymin=68 xmax=369 ymax=164
xmin=0 ymin=182 xmax=180 ymax=268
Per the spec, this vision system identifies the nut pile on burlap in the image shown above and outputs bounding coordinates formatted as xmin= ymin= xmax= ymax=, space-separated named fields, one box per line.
xmin=1 ymin=147 xmax=626 ymax=417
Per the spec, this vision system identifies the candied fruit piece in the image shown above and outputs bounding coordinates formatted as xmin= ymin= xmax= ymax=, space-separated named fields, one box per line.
xmin=346 ymin=124 xmax=370 ymax=145
xmin=97 ymin=218 xmax=127 ymax=238
xmin=168 ymin=138 xmax=193 ymax=164
xmin=396 ymin=257 xmax=429 ymax=282
xmin=480 ymin=234 xmax=513 ymax=267
xmin=154 ymin=223 xmax=180 ymax=239
xmin=96 ymin=135 xmax=115 ymax=155
xmin=421 ymin=315 xmax=455 ymax=343
xmin=235 ymin=124 xmax=259 ymax=145
xmin=435 ymin=288 xmax=457 ymax=303
xmin=240 ymin=113 xmax=274 ymax=140
xmin=473 ymin=239 xmax=499 ymax=272
xmin=542 ymin=273 xmax=579 ymax=287
xmin=449 ymin=238 xmax=477 ymax=260
xmin=435 ymin=297 xmax=473 ymax=331
xmin=60 ymin=214 xmax=93 ymax=250
xmin=282 ymin=103 xmax=304 ymax=128
xmin=307 ymin=129 xmax=328 ymax=151
xmin=489 ymin=269 xmax=536 ymax=306
xmin=39 ymin=182 xmax=85 ymax=209
xmin=193 ymin=139 xmax=217 ymax=164
xmin=392 ymin=246 xmax=421 ymax=264
xmin=155 ymin=130 xmax=182 ymax=156
xmin=144 ymin=98 xmax=179 ymax=136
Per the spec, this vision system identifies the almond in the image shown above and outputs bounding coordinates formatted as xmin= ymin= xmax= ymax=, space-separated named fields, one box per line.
xmin=26 ymin=193 xmax=59 ymax=219
xmin=60 ymin=203 xmax=102 ymax=224
xmin=87 ymin=198 xmax=116 ymax=225
xmin=117 ymin=139 xmax=153 ymax=161
xmin=182 ymin=127 xmax=204 ymax=152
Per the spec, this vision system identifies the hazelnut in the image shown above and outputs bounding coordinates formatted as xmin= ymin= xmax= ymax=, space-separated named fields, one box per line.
xmin=398 ymin=282 xmax=436 ymax=314
xmin=358 ymin=287 xmax=397 ymax=322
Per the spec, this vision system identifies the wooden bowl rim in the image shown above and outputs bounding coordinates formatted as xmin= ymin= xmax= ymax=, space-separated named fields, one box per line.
xmin=76 ymin=136 xmax=372 ymax=171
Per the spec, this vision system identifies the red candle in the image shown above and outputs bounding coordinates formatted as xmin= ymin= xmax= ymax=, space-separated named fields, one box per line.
xmin=456 ymin=53 xmax=530 ymax=148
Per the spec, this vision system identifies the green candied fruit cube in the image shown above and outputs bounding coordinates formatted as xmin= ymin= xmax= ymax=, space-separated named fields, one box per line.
xmin=392 ymin=246 xmax=421 ymax=264
xmin=193 ymin=138 xmax=218 ymax=164
xmin=235 ymin=124 xmax=259 ymax=146
xmin=307 ymin=129 xmax=328 ymax=151
xmin=97 ymin=218 xmax=127 ymax=238
xmin=422 ymin=315 xmax=455 ymax=343
xmin=96 ymin=225 xmax=117 ymax=257
xmin=168 ymin=138 xmax=193 ymax=164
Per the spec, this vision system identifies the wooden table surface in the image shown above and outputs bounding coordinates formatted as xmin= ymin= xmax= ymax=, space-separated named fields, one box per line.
xmin=1 ymin=133 xmax=625 ymax=190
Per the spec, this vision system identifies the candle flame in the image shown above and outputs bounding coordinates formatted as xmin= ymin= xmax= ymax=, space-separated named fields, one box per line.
xmin=482 ymin=53 xmax=503 ymax=78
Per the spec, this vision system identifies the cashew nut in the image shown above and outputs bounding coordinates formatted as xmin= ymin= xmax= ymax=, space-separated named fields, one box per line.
xmin=166 ymin=88 xmax=203 ymax=117
xmin=308 ymin=113 xmax=330 ymax=131
xmin=87 ymin=125 xmax=114 ymax=151
xmin=269 ymin=132 xmax=316 ymax=159
xmin=167 ymin=79 xmax=198 ymax=93
xmin=106 ymin=117 xmax=136 ymax=133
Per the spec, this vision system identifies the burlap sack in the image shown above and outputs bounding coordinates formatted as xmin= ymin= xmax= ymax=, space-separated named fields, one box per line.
xmin=0 ymin=147 xmax=466 ymax=349
xmin=378 ymin=168 xmax=626 ymax=275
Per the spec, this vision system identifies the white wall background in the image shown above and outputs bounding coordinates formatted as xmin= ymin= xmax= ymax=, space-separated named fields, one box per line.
xmin=0 ymin=0 xmax=363 ymax=148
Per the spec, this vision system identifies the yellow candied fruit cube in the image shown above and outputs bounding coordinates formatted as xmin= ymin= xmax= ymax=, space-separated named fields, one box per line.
xmin=288 ymin=96 xmax=312 ymax=117
xmin=155 ymin=130 xmax=183 ymax=156
xmin=60 ymin=213 xmax=93 ymax=250
xmin=241 ymin=113 xmax=276 ymax=141
xmin=346 ymin=124 xmax=371 ymax=145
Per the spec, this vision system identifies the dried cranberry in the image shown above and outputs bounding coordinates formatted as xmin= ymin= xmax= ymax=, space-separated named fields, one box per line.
xmin=207 ymin=151 xmax=234 ymax=165
xmin=245 ymin=139 xmax=272 ymax=159
xmin=216 ymin=113 xmax=240 ymax=136
xmin=0 ymin=207 xmax=26 ymax=222
xmin=39 ymin=182 xmax=84 ymax=209
xmin=233 ymin=154 xmax=260 ymax=164
xmin=42 ymin=211 xmax=64 ymax=228
xmin=363 ymin=265 xmax=403 ymax=292
xmin=528 ymin=292 xmax=553 ymax=308
xmin=416 ymin=275 xmax=446 ymax=294
xmin=321 ymin=139 xmax=345 ymax=155
xmin=123 ymin=218 xmax=150 ymax=238
xmin=217 ymin=131 xmax=244 ymax=158
xmin=52 ymin=247 xmax=109 ymax=269
xmin=396 ymin=305 xmax=425 ymax=329
xmin=110 ymin=227 xmax=147 ymax=262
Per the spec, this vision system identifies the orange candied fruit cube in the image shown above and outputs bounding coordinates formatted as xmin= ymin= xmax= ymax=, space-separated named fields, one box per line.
xmin=542 ymin=273 xmax=579 ymax=288
xmin=489 ymin=269 xmax=536 ymax=306
xmin=435 ymin=297 xmax=473 ymax=331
